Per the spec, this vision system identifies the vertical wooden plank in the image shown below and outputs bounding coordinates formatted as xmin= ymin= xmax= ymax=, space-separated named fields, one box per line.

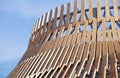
xmin=91 ymin=41 xmax=101 ymax=78
xmin=37 ymin=18 xmax=41 ymax=29
xmin=88 ymin=0 xmax=93 ymax=23
xmin=48 ymin=10 xmax=53 ymax=32
xmin=102 ymin=18 xmax=106 ymax=41
xmin=59 ymin=5 xmax=64 ymax=27
xmin=104 ymin=0 xmax=110 ymax=21
xmin=111 ymin=17 xmax=117 ymax=40
xmin=76 ymin=43 xmax=90 ymax=77
xmin=73 ymin=0 xmax=77 ymax=25
xmin=39 ymin=15 xmax=44 ymax=34
xmin=97 ymin=0 xmax=101 ymax=22
xmin=62 ymin=45 xmax=79 ymax=78
xmin=32 ymin=23 xmax=36 ymax=34
xmin=92 ymin=18 xmax=97 ymax=42
xmin=43 ymin=12 xmax=48 ymax=33
xmin=81 ymin=20 xmax=88 ymax=42
xmin=97 ymin=30 xmax=102 ymax=41
xmin=100 ymin=41 xmax=108 ymax=78
xmin=66 ymin=2 xmax=70 ymax=27
xmin=113 ymin=41 xmax=120 ymax=64
xmin=34 ymin=20 xmax=38 ymax=32
xmin=80 ymin=0 xmax=85 ymax=24
xmin=108 ymin=41 xmax=118 ymax=78
xmin=71 ymin=23 xmax=79 ymax=45
xmin=118 ymin=29 xmax=120 ymax=40
xmin=86 ymin=31 xmax=91 ymax=42
xmin=76 ymin=33 xmax=82 ymax=44
xmin=40 ymin=15 xmax=44 ymax=27
xmin=108 ymin=30 xmax=112 ymax=41
xmin=52 ymin=7 xmax=58 ymax=30
xmin=82 ymin=42 xmax=96 ymax=77
xmin=39 ymin=30 xmax=67 ymax=77
xmin=113 ymin=0 xmax=118 ymax=21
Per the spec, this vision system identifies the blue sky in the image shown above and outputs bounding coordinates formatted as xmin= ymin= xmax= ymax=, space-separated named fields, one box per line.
xmin=0 ymin=0 xmax=120 ymax=78
xmin=0 ymin=0 xmax=73 ymax=77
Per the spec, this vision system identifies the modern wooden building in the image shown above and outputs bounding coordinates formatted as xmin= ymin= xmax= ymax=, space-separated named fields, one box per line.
xmin=8 ymin=0 xmax=120 ymax=78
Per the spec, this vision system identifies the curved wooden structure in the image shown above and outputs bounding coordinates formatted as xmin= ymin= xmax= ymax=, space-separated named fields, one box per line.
xmin=8 ymin=0 xmax=120 ymax=78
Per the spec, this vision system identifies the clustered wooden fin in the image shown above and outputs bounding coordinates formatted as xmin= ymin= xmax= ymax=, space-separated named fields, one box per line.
xmin=8 ymin=0 xmax=120 ymax=78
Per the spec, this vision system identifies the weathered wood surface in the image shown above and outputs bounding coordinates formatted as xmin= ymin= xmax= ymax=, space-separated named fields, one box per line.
xmin=8 ymin=0 xmax=120 ymax=78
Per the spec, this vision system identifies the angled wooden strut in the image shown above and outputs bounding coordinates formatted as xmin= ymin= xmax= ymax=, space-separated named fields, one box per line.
xmin=8 ymin=0 xmax=120 ymax=78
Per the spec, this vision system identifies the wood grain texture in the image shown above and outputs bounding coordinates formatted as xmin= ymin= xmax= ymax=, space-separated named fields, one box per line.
xmin=8 ymin=0 xmax=120 ymax=78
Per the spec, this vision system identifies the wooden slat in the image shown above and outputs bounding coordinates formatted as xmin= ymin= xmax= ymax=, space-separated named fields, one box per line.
xmin=92 ymin=18 xmax=97 ymax=42
xmin=113 ymin=0 xmax=118 ymax=21
xmin=82 ymin=42 xmax=96 ymax=77
xmin=108 ymin=41 xmax=118 ymax=78
xmin=37 ymin=51 xmax=51 ymax=73
xmin=118 ymin=29 xmax=120 ymax=40
xmin=69 ymin=43 xmax=85 ymax=78
xmin=102 ymin=18 xmax=106 ymax=41
xmin=88 ymin=0 xmax=93 ymax=23
xmin=74 ymin=30 xmax=91 ymax=77
xmin=47 ymin=10 xmax=53 ymax=32
xmin=108 ymin=30 xmax=112 ymax=41
xmin=75 ymin=43 xmax=90 ymax=77
xmin=86 ymin=31 xmax=91 ymax=42
xmin=91 ymin=41 xmax=101 ymax=78
xmin=43 ymin=12 xmax=48 ymax=33
xmin=19 ymin=57 xmax=35 ymax=78
xmin=59 ymin=5 xmax=64 ymax=27
xmin=35 ymin=50 xmax=55 ymax=77
xmin=52 ymin=7 xmax=58 ymax=30
xmin=111 ymin=17 xmax=117 ymax=40
xmin=26 ymin=53 xmax=43 ymax=77
xmin=56 ymin=45 xmax=75 ymax=78
xmin=97 ymin=0 xmax=101 ymax=22
xmin=17 ymin=58 xmax=32 ymax=77
xmin=41 ymin=48 xmax=60 ymax=77
xmin=61 ymin=24 xmax=72 ymax=46
xmin=104 ymin=0 xmax=110 ymax=21
xmin=81 ymin=20 xmax=88 ymax=42
xmin=100 ymin=41 xmax=108 ymax=78
xmin=41 ymin=47 xmax=65 ymax=78
xmin=43 ymin=27 xmax=72 ymax=77
xmin=51 ymin=47 xmax=64 ymax=69
xmin=23 ymin=54 xmax=39 ymax=77
xmin=73 ymin=0 xmax=77 ymax=25
xmin=33 ymin=52 xmax=47 ymax=74
xmin=76 ymin=33 xmax=82 ymax=44
xmin=113 ymin=41 xmax=120 ymax=64
xmin=108 ymin=30 xmax=118 ymax=77
xmin=37 ymin=18 xmax=41 ymax=29
xmin=62 ymin=43 xmax=79 ymax=77
xmin=80 ymin=0 xmax=85 ymax=24
xmin=66 ymin=2 xmax=70 ymax=27
xmin=40 ymin=15 xmax=44 ymax=27
xmin=50 ymin=46 xmax=69 ymax=78
xmin=14 ymin=60 xmax=28 ymax=77
xmin=62 ymin=34 xmax=79 ymax=78
xmin=53 ymin=35 xmax=74 ymax=77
